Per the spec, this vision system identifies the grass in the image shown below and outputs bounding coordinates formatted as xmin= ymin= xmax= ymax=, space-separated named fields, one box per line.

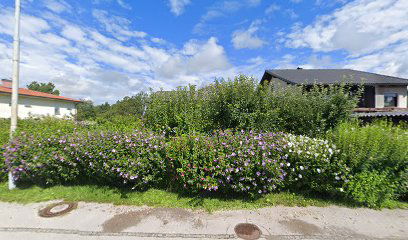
xmin=1 ymin=182 xmax=407 ymax=212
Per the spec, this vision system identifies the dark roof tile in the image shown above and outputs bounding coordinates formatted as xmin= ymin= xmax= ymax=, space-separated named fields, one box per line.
xmin=263 ymin=69 xmax=408 ymax=85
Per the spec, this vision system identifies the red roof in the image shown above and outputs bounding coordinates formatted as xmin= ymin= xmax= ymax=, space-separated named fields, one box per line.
xmin=0 ymin=86 xmax=81 ymax=103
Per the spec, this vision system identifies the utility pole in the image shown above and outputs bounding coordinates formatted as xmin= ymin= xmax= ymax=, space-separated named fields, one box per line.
xmin=9 ymin=0 xmax=21 ymax=190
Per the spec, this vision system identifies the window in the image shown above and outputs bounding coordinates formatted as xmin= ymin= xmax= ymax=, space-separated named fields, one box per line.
xmin=55 ymin=107 xmax=60 ymax=115
xmin=384 ymin=93 xmax=398 ymax=107
xmin=25 ymin=105 xmax=32 ymax=108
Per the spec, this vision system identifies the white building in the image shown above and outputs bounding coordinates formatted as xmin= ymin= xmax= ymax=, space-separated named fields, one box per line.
xmin=0 ymin=79 xmax=80 ymax=119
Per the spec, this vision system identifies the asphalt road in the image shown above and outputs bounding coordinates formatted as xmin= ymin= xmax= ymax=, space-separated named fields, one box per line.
xmin=0 ymin=201 xmax=407 ymax=240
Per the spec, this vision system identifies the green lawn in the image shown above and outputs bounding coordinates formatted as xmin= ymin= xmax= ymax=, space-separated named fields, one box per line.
xmin=1 ymin=183 xmax=407 ymax=211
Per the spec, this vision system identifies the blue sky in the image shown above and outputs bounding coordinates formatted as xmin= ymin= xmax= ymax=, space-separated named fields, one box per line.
xmin=0 ymin=0 xmax=407 ymax=103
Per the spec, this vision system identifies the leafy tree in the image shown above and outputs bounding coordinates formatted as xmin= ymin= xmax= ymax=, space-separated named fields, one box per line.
xmin=103 ymin=92 xmax=148 ymax=117
xmin=76 ymin=100 xmax=96 ymax=121
xmin=27 ymin=81 xmax=60 ymax=95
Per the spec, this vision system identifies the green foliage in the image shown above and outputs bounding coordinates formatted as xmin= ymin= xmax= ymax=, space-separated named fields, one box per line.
xmin=103 ymin=93 xmax=147 ymax=117
xmin=76 ymin=93 xmax=148 ymax=121
xmin=27 ymin=81 xmax=60 ymax=95
xmin=399 ymin=169 xmax=408 ymax=200
xmin=262 ymin=83 xmax=360 ymax=136
xmin=145 ymin=86 xmax=209 ymax=133
xmin=346 ymin=171 xmax=396 ymax=208
xmin=93 ymin=115 xmax=144 ymax=133
xmin=330 ymin=121 xmax=408 ymax=198
xmin=145 ymin=75 xmax=359 ymax=136
xmin=330 ymin=121 xmax=408 ymax=172
xmin=76 ymin=100 xmax=97 ymax=121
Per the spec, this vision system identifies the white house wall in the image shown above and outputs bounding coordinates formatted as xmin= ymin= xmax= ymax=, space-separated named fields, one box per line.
xmin=0 ymin=94 xmax=77 ymax=119
xmin=375 ymin=86 xmax=408 ymax=108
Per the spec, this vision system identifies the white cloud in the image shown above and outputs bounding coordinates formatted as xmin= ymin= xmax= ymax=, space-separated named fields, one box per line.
xmin=0 ymin=4 xmax=245 ymax=103
xmin=265 ymin=4 xmax=280 ymax=14
xmin=194 ymin=1 xmax=262 ymax=34
xmin=116 ymin=0 xmax=132 ymax=10
xmin=286 ymin=0 xmax=408 ymax=56
xmin=61 ymin=25 xmax=87 ymax=42
xmin=285 ymin=9 xmax=298 ymax=19
xmin=284 ymin=0 xmax=408 ymax=78
xmin=168 ymin=0 xmax=191 ymax=16
xmin=92 ymin=0 xmax=132 ymax=10
xmin=247 ymin=0 xmax=262 ymax=7
xmin=232 ymin=21 xmax=266 ymax=49
xmin=92 ymin=9 xmax=147 ymax=41
xmin=156 ymin=37 xmax=230 ymax=79
xmin=43 ymin=0 xmax=72 ymax=13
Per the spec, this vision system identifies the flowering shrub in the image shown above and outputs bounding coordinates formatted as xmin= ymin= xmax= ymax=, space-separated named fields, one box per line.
xmin=4 ymin=130 xmax=167 ymax=189
xmin=5 ymin=125 xmax=404 ymax=208
xmin=166 ymin=130 xmax=287 ymax=196
xmin=3 ymin=129 xmax=349 ymax=198
xmin=281 ymin=133 xmax=348 ymax=195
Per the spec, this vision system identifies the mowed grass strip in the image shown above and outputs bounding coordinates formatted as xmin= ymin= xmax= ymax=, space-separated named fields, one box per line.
xmin=1 ymin=183 xmax=407 ymax=211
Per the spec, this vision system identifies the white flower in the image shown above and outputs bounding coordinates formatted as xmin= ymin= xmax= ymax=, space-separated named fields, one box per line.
xmin=339 ymin=188 xmax=344 ymax=192
xmin=298 ymin=174 xmax=302 ymax=179
xmin=317 ymin=168 xmax=321 ymax=173
xmin=335 ymin=176 xmax=340 ymax=180
xmin=287 ymin=163 xmax=290 ymax=167
xmin=299 ymin=166 xmax=304 ymax=170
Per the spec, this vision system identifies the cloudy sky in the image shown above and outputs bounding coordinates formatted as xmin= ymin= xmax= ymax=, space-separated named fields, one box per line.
xmin=0 ymin=0 xmax=407 ymax=103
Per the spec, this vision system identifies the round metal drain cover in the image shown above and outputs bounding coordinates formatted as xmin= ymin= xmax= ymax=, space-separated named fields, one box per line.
xmin=234 ymin=223 xmax=262 ymax=240
xmin=39 ymin=202 xmax=78 ymax=218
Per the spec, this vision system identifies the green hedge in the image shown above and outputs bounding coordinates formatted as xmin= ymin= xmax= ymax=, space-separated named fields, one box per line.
xmin=3 ymin=119 xmax=407 ymax=207
xmin=144 ymin=75 xmax=359 ymax=136
xmin=4 ymin=129 xmax=348 ymax=198
xmin=330 ymin=121 xmax=408 ymax=203
xmin=0 ymin=116 xmax=143 ymax=182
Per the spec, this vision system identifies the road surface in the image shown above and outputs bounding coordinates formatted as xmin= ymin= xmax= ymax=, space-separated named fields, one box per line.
xmin=0 ymin=201 xmax=407 ymax=239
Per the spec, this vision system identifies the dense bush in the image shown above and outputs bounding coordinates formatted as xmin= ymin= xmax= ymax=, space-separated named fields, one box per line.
xmin=330 ymin=121 xmax=408 ymax=199
xmin=145 ymin=75 xmax=359 ymax=136
xmin=346 ymin=171 xmax=396 ymax=208
xmin=76 ymin=93 xmax=148 ymax=121
xmin=4 ymin=130 xmax=167 ymax=188
xmin=4 ymin=128 xmax=349 ymax=199
xmin=144 ymin=86 xmax=209 ymax=134
xmin=0 ymin=119 xmax=9 ymax=181
xmin=0 ymin=116 xmax=144 ymax=182
xmin=281 ymin=133 xmax=348 ymax=195
xmin=166 ymin=130 xmax=287 ymax=195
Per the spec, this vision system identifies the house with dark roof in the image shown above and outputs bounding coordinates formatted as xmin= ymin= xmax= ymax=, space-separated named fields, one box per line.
xmin=261 ymin=69 xmax=408 ymax=118
xmin=0 ymin=79 xmax=81 ymax=119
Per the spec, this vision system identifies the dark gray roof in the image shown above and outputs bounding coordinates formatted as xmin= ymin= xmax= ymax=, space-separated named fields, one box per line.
xmin=352 ymin=111 xmax=408 ymax=117
xmin=262 ymin=69 xmax=408 ymax=85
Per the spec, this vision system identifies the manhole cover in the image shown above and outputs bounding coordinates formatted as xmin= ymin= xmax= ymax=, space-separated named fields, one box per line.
xmin=234 ymin=223 xmax=262 ymax=240
xmin=38 ymin=202 xmax=78 ymax=218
